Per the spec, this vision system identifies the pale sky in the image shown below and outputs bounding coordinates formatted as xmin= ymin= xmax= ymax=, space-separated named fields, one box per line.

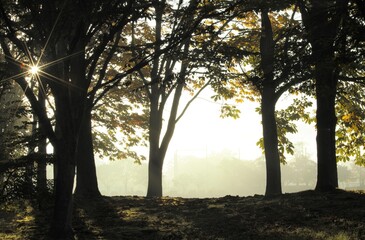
xmin=162 ymin=89 xmax=317 ymax=171
xmin=92 ymin=88 xmax=319 ymax=197
xmin=170 ymin=93 xmax=263 ymax=160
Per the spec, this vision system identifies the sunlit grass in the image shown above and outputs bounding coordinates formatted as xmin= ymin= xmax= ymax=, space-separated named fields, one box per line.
xmin=0 ymin=233 xmax=22 ymax=240
xmin=1 ymin=192 xmax=365 ymax=239
xmin=0 ymin=200 xmax=37 ymax=240
xmin=312 ymin=231 xmax=353 ymax=240
xmin=330 ymin=232 xmax=353 ymax=240
xmin=268 ymin=226 xmax=358 ymax=240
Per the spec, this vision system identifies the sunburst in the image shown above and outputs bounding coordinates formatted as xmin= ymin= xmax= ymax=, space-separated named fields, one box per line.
xmin=0 ymin=0 xmax=83 ymax=91
xmin=0 ymin=1 xmax=85 ymax=123
xmin=0 ymin=53 xmax=82 ymax=91
xmin=29 ymin=65 xmax=40 ymax=75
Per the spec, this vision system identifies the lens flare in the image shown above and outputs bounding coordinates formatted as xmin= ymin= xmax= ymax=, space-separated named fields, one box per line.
xmin=29 ymin=65 xmax=39 ymax=75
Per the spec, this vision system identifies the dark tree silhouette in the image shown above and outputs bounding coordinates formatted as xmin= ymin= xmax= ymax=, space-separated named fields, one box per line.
xmin=226 ymin=4 xmax=311 ymax=196
xmin=259 ymin=9 xmax=282 ymax=196
xmin=299 ymin=0 xmax=349 ymax=191
xmin=136 ymin=0 xmax=225 ymax=197
xmin=0 ymin=0 xmax=150 ymax=237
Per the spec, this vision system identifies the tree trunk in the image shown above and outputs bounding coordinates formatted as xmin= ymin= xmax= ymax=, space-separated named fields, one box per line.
xmin=315 ymin=59 xmax=338 ymax=191
xmin=260 ymin=9 xmax=282 ymax=196
xmin=146 ymin=2 xmax=164 ymax=198
xmin=146 ymin=95 xmax=163 ymax=197
xmin=146 ymin=133 xmax=175 ymax=197
xmin=50 ymin=139 xmax=76 ymax=239
xmin=146 ymin=80 xmax=185 ymax=197
xmin=37 ymin=139 xmax=47 ymax=195
xmin=145 ymin=2 xmax=192 ymax=197
xmin=26 ymin=110 xmax=38 ymax=196
xmin=49 ymin=92 xmax=77 ymax=238
xmin=147 ymin=151 xmax=164 ymax=197
xmin=262 ymin=88 xmax=282 ymax=196
xmin=49 ymin=90 xmax=77 ymax=239
xmin=74 ymin=109 xmax=101 ymax=198
xmin=299 ymin=0 xmax=346 ymax=191
xmin=37 ymin=90 xmax=48 ymax=203
xmin=49 ymin=39 xmax=80 ymax=238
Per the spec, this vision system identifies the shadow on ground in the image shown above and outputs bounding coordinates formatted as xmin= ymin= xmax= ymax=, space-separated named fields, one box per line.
xmin=72 ymin=190 xmax=365 ymax=240
xmin=1 ymin=190 xmax=364 ymax=239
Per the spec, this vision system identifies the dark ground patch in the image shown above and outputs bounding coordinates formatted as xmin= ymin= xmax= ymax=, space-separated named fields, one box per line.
xmin=1 ymin=190 xmax=364 ymax=239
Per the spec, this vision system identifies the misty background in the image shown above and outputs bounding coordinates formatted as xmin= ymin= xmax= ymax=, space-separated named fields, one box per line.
xmin=92 ymin=93 xmax=365 ymax=198
xmin=94 ymin=143 xmax=365 ymax=198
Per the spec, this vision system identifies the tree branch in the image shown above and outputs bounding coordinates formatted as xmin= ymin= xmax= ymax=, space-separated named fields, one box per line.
xmin=176 ymin=79 xmax=212 ymax=123
xmin=0 ymin=40 xmax=57 ymax=146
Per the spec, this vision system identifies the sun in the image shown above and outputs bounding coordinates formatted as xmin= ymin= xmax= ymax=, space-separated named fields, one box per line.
xmin=29 ymin=65 xmax=39 ymax=75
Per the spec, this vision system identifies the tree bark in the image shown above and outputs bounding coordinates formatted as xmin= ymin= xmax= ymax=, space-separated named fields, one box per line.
xmin=49 ymin=82 xmax=78 ymax=238
xmin=262 ymin=88 xmax=282 ymax=196
xmin=147 ymin=150 xmax=164 ymax=197
xmin=49 ymin=34 xmax=86 ymax=238
xmin=146 ymin=23 xmax=189 ymax=197
xmin=25 ymin=117 xmax=37 ymax=196
xmin=74 ymin=109 xmax=101 ymax=198
xmin=260 ymin=9 xmax=282 ymax=196
xmin=146 ymin=83 xmax=185 ymax=197
xmin=146 ymin=2 xmax=164 ymax=198
xmin=146 ymin=92 xmax=163 ymax=197
xmin=37 ymin=89 xmax=48 ymax=202
xmin=50 ymin=138 xmax=76 ymax=239
xmin=299 ymin=0 xmax=346 ymax=191
xmin=314 ymin=59 xmax=338 ymax=191
xmin=37 ymin=139 xmax=47 ymax=195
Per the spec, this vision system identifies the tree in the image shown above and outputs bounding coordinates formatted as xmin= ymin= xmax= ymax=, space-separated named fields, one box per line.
xmin=299 ymin=0 xmax=349 ymax=191
xmin=1 ymin=55 xmax=50 ymax=201
xmin=133 ymin=0 xmax=246 ymax=197
xmin=0 ymin=0 xmax=150 ymax=237
xmin=259 ymin=9 xmax=283 ymax=196
xmin=334 ymin=0 xmax=365 ymax=167
xmin=257 ymin=5 xmax=316 ymax=196
xmin=0 ymin=81 xmax=33 ymax=200
xmin=336 ymin=82 xmax=365 ymax=166
xmin=219 ymin=3 xmax=312 ymax=196
xmin=128 ymin=0 xmax=219 ymax=197
xmin=279 ymin=0 xmax=365 ymax=189
xmin=35 ymin=89 xmax=48 ymax=205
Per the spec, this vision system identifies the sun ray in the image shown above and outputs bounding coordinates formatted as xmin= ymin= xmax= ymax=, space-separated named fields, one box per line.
xmin=6 ymin=79 xmax=29 ymax=131
xmin=36 ymin=0 xmax=68 ymax=66
xmin=0 ymin=0 xmax=86 ymax=117
xmin=34 ymin=71 xmax=56 ymax=114
xmin=40 ymin=51 xmax=84 ymax=69
xmin=1 ymin=53 xmax=22 ymax=66
xmin=24 ymin=42 xmax=36 ymax=67
xmin=30 ymin=65 xmax=39 ymax=75
xmin=0 ymin=0 xmax=81 ymax=136
xmin=0 ymin=72 xmax=29 ymax=84
xmin=39 ymin=70 xmax=83 ymax=91
xmin=1 ymin=50 xmax=85 ymax=91
xmin=1 ymin=47 xmax=85 ymax=89
xmin=0 ymin=52 xmax=38 ymax=84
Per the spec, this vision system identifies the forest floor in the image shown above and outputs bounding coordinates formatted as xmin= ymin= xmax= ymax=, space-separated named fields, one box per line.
xmin=0 ymin=189 xmax=364 ymax=240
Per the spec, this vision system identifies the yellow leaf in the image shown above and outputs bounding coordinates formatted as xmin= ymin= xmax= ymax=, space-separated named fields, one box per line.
xmin=342 ymin=114 xmax=351 ymax=122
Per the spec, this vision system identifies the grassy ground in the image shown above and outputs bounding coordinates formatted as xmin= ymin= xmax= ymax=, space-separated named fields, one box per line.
xmin=0 ymin=190 xmax=364 ymax=239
